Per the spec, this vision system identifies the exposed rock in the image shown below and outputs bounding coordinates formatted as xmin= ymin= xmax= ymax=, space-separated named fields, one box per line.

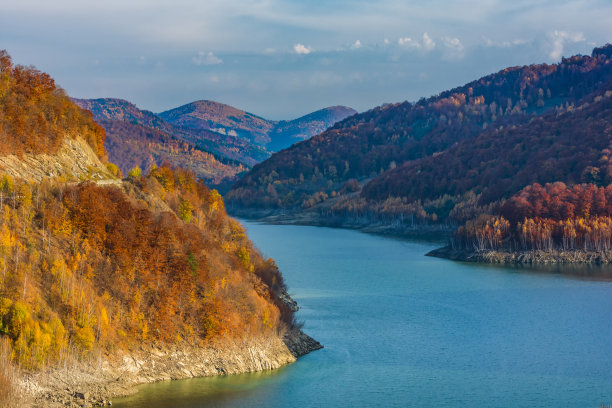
xmin=283 ymin=329 xmax=323 ymax=358
xmin=0 ymin=136 xmax=116 ymax=183
xmin=27 ymin=291 xmax=321 ymax=408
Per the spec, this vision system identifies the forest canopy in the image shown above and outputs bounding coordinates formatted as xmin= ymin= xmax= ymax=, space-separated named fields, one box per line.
xmin=0 ymin=50 xmax=105 ymax=158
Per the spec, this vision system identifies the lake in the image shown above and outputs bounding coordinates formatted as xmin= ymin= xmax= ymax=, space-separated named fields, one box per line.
xmin=115 ymin=221 xmax=612 ymax=408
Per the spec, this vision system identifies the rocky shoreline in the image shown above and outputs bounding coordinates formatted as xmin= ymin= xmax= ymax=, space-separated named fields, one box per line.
xmin=228 ymin=207 xmax=453 ymax=240
xmin=25 ymin=292 xmax=321 ymax=408
xmin=427 ymin=246 xmax=612 ymax=264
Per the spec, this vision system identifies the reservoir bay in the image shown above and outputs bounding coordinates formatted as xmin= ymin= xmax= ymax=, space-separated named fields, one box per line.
xmin=115 ymin=221 xmax=612 ymax=408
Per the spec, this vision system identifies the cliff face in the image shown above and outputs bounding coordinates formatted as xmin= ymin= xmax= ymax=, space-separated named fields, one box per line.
xmin=0 ymin=136 xmax=115 ymax=183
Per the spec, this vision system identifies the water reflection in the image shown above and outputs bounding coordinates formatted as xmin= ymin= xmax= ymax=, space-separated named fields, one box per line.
xmin=115 ymin=368 xmax=290 ymax=408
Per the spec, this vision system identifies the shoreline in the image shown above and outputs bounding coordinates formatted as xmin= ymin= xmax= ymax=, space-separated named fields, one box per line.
xmin=230 ymin=207 xmax=612 ymax=266
xmin=26 ymin=291 xmax=322 ymax=408
xmin=229 ymin=207 xmax=453 ymax=242
xmin=427 ymin=246 xmax=612 ymax=264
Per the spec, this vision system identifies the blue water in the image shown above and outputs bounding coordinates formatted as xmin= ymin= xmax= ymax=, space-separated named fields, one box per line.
xmin=115 ymin=222 xmax=612 ymax=408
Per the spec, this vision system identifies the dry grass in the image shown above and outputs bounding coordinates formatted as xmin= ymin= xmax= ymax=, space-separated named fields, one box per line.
xmin=0 ymin=338 xmax=23 ymax=408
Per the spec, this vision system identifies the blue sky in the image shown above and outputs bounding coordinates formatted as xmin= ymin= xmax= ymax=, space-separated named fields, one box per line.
xmin=2 ymin=0 xmax=611 ymax=119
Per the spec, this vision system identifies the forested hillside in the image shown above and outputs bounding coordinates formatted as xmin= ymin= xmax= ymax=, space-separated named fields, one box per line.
xmin=0 ymin=51 xmax=105 ymax=159
xmin=159 ymin=101 xmax=356 ymax=151
xmin=74 ymin=98 xmax=354 ymax=188
xmin=73 ymin=98 xmax=265 ymax=185
xmin=362 ymin=85 xmax=612 ymax=205
xmin=0 ymin=50 xmax=309 ymax=407
xmin=227 ymin=45 xmax=612 ymax=212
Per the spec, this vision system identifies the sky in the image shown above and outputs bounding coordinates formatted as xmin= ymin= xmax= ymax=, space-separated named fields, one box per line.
xmin=2 ymin=0 xmax=611 ymax=119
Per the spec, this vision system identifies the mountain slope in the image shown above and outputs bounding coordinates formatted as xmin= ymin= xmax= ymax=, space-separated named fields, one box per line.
xmin=267 ymin=106 xmax=357 ymax=151
xmin=361 ymin=85 xmax=612 ymax=210
xmin=159 ymin=100 xmax=275 ymax=145
xmin=0 ymin=50 xmax=318 ymax=407
xmin=159 ymin=100 xmax=356 ymax=151
xmin=227 ymin=45 xmax=612 ymax=213
xmin=73 ymin=98 xmax=266 ymax=184
xmin=100 ymin=120 xmax=247 ymax=184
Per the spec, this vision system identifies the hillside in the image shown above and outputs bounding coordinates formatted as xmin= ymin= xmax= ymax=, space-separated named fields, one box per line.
xmin=99 ymin=120 xmax=248 ymax=185
xmin=227 ymin=45 xmax=612 ymax=215
xmin=159 ymin=100 xmax=356 ymax=151
xmin=159 ymin=100 xmax=275 ymax=145
xmin=267 ymin=106 xmax=358 ymax=151
xmin=73 ymin=98 xmax=267 ymax=186
xmin=362 ymin=86 xmax=612 ymax=206
xmin=0 ymin=52 xmax=105 ymax=160
xmin=0 ymin=51 xmax=319 ymax=407
xmin=74 ymin=98 xmax=354 ymax=187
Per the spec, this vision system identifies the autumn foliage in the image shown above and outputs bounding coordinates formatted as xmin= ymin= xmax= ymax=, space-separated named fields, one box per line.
xmin=454 ymin=183 xmax=612 ymax=252
xmin=228 ymin=45 xmax=612 ymax=210
xmin=0 ymin=51 xmax=105 ymax=158
xmin=0 ymin=166 xmax=293 ymax=370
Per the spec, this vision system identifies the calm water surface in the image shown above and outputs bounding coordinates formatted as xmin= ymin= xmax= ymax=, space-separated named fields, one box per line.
xmin=115 ymin=221 xmax=612 ymax=408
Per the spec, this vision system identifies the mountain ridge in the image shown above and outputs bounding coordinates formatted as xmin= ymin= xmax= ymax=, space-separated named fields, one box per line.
xmin=73 ymin=98 xmax=356 ymax=188
xmin=158 ymin=99 xmax=357 ymax=150
xmin=227 ymin=44 xmax=612 ymax=214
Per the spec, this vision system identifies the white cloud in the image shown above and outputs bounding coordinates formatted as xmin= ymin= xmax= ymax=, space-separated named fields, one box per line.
xmin=548 ymin=30 xmax=586 ymax=60
xmin=398 ymin=33 xmax=436 ymax=51
xmin=483 ymin=37 xmax=530 ymax=48
xmin=294 ymin=43 xmax=312 ymax=55
xmin=192 ymin=51 xmax=223 ymax=66
xmin=442 ymin=36 xmax=464 ymax=59
xmin=398 ymin=37 xmax=421 ymax=48
xmin=443 ymin=37 xmax=463 ymax=52
xmin=422 ymin=33 xmax=436 ymax=51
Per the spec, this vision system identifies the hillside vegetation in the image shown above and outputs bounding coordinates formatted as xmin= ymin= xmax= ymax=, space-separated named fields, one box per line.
xmin=73 ymin=98 xmax=355 ymax=190
xmin=0 ymin=51 xmax=105 ymax=160
xmin=228 ymin=45 xmax=612 ymax=212
xmin=73 ymin=98 xmax=263 ymax=187
xmin=0 ymin=50 xmax=306 ymax=406
xmin=159 ymin=101 xmax=356 ymax=151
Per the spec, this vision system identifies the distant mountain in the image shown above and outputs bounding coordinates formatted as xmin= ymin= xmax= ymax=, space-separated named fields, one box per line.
xmin=73 ymin=97 xmax=167 ymax=129
xmin=227 ymin=45 xmax=612 ymax=222
xmin=74 ymin=98 xmax=355 ymax=186
xmin=159 ymin=101 xmax=356 ymax=151
xmin=159 ymin=100 xmax=275 ymax=145
xmin=268 ymin=106 xmax=358 ymax=151
xmin=73 ymin=98 xmax=267 ymax=185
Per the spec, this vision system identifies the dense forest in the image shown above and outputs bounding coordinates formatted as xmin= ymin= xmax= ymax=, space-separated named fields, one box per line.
xmin=0 ymin=167 xmax=292 ymax=370
xmin=454 ymin=183 xmax=612 ymax=253
xmin=227 ymin=45 xmax=612 ymax=211
xmin=362 ymin=85 xmax=612 ymax=204
xmin=0 ymin=50 xmax=299 ymax=405
xmin=0 ymin=51 xmax=105 ymax=159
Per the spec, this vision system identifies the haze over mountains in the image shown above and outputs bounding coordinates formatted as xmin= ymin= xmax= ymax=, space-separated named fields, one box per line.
xmin=73 ymin=98 xmax=355 ymax=187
